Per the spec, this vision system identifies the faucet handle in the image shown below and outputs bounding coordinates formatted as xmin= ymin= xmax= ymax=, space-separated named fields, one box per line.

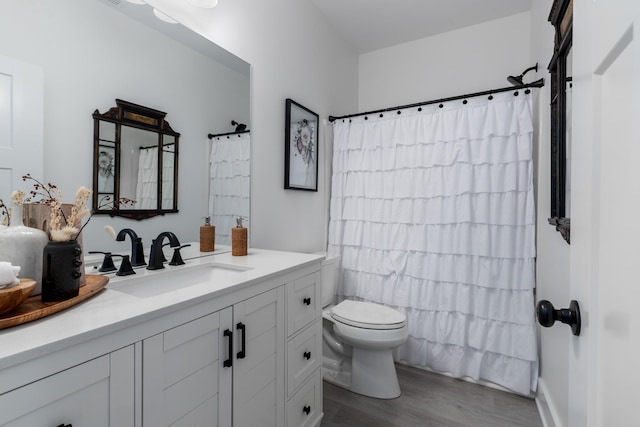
xmin=131 ymin=237 xmax=146 ymax=267
xmin=88 ymin=251 xmax=117 ymax=272
xmin=169 ymin=244 xmax=191 ymax=266
xmin=113 ymin=254 xmax=136 ymax=276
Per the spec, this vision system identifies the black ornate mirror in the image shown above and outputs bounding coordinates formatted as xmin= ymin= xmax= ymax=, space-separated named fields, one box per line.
xmin=92 ymin=99 xmax=180 ymax=220
xmin=548 ymin=0 xmax=573 ymax=244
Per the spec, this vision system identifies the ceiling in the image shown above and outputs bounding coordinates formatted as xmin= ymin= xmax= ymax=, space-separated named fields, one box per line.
xmin=310 ymin=0 xmax=532 ymax=54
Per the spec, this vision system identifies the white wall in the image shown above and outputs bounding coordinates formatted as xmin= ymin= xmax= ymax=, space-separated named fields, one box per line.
xmin=0 ymin=0 xmax=250 ymax=253
xmin=358 ymin=13 xmax=532 ymax=111
xmin=146 ymin=0 xmax=360 ymax=253
xmin=529 ymin=1 xmax=571 ymax=426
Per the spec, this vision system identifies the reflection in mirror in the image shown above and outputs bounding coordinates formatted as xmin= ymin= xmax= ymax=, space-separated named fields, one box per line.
xmin=0 ymin=0 xmax=250 ymax=253
xmin=93 ymin=99 xmax=180 ymax=220
xmin=208 ymin=129 xmax=251 ymax=245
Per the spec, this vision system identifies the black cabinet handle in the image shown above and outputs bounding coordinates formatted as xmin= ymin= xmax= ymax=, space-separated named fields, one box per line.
xmin=236 ymin=322 xmax=246 ymax=359
xmin=303 ymin=297 xmax=311 ymax=306
xmin=303 ymin=351 xmax=311 ymax=360
xmin=56 ymin=424 xmax=72 ymax=427
xmin=303 ymin=405 xmax=311 ymax=415
xmin=223 ymin=329 xmax=233 ymax=367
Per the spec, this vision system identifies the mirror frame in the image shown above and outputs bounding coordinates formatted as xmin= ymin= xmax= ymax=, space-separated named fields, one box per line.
xmin=92 ymin=99 xmax=180 ymax=220
xmin=547 ymin=0 xmax=573 ymax=244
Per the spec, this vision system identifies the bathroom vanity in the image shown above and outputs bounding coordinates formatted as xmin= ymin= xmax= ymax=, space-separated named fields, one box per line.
xmin=0 ymin=248 xmax=323 ymax=427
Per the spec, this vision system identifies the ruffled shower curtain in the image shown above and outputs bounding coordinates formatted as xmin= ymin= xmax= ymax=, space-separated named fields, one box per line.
xmin=135 ymin=146 xmax=174 ymax=209
xmin=209 ymin=133 xmax=251 ymax=245
xmin=136 ymin=146 xmax=158 ymax=209
xmin=327 ymin=91 xmax=538 ymax=395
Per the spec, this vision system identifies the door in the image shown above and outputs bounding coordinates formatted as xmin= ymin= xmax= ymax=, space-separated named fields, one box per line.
xmin=233 ymin=287 xmax=285 ymax=427
xmin=0 ymin=347 xmax=135 ymax=426
xmin=570 ymin=1 xmax=640 ymax=425
xmin=143 ymin=309 xmax=233 ymax=426
xmin=0 ymin=55 xmax=43 ymax=203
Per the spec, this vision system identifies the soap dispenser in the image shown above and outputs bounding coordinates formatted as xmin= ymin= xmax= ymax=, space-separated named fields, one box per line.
xmin=200 ymin=216 xmax=215 ymax=252
xmin=231 ymin=217 xmax=247 ymax=256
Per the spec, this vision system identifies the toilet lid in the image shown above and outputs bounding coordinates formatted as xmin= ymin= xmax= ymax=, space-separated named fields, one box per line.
xmin=331 ymin=300 xmax=406 ymax=330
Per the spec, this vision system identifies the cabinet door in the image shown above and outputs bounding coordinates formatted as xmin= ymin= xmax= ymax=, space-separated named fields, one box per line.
xmin=0 ymin=346 xmax=135 ymax=427
xmin=143 ymin=308 xmax=233 ymax=427
xmin=233 ymin=287 xmax=285 ymax=427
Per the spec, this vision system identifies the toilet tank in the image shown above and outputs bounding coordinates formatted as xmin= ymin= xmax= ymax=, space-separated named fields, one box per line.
xmin=320 ymin=253 xmax=340 ymax=308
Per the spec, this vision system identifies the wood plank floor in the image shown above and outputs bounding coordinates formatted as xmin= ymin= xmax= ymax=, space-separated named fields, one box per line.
xmin=321 ymin=364 xmax=543 ymax=427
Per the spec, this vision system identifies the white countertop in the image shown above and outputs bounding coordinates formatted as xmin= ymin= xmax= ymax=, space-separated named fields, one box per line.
xmin=0 ymin=245 xmax=324 ymax=370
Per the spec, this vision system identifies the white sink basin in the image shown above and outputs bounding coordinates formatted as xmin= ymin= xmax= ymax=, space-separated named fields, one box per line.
xmin=108 ymin=261 xmax=253 ymax=298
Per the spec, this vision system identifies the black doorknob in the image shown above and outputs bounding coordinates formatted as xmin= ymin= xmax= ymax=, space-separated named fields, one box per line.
xmin=536 ymin=299 xmax=581 ymax=336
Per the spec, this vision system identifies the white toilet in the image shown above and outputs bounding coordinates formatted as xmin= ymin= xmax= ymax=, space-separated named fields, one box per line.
xmin=321 ymin=254 xmax=408 ymax=399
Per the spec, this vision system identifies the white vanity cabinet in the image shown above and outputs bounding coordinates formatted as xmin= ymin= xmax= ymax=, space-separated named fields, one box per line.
xmin=142 ymin=287 xmax=286 ymax=427
xmin=0 ymin=345 xmax=135 ymax=427
xmin=0 ymin=250 xmax=323 ymax=427
xmin=285 ymin=272 xmax=323 ymax=427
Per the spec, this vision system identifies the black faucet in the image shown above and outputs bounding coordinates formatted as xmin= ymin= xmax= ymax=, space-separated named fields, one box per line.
xmin=147 ymin=232 xmax=181 ymax=270
xmin=116 ymin=228 xmax=146 ymax=267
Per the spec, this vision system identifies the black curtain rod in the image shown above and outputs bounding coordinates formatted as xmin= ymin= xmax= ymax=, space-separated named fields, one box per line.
xmin=139 ymin=142 xmax=175 ymax=150
xmin=328 ymin=78 xmax=545 ymax=123
xmin=207 ymin=129 xmax=251 ymax=139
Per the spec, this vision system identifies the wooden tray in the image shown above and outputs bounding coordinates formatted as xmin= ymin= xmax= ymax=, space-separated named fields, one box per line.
xmin=0 ymin=275 xmax=109 ymax=330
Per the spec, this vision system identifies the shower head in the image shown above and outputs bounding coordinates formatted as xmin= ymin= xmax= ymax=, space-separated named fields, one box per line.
xmin=507 ymin=63 xmax=538 ymax=86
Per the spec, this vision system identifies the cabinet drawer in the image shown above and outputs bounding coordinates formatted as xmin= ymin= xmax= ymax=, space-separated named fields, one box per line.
xmin=286 ymin=369 xmax=322 ymax=427
xmin=287 ymin=320 xmax=322 ymax=397
xmin=287 ymin=272 xmax=320 ymax=336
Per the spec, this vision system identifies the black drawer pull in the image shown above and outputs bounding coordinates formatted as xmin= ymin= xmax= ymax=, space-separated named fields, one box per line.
xmin=303 ymin=297 xmax=311 ymax=306
xmin=56 ymin=424 xmax=72 ymax=427
xmin=223 ymin=329 xmax=233 ymax=367
xmin=303 ymin=405 xmax=311 ymax=415
xmin=236 ymin=322 xmax=246 ymax=359
xmin=303 ymin=351 xmax=311 ymax=360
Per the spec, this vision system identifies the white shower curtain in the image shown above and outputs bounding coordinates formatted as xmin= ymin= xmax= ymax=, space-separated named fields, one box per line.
xmin=327 ymin=91 xmax=538 ymax=395
xmin=209 ymin=133 xmax=251 ymax=245
xmin=136 ymin=146 xmax=158 ymax=209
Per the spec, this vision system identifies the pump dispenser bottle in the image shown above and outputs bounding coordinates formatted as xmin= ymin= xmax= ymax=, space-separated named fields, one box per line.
xmin=200 ymin=216 xmax=215 ymax=252
xmin=231 ymin=217 xmax=247 ymax=256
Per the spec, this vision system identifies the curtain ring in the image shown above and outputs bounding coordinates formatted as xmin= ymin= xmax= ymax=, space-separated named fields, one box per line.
xmin=463 ymin=99 xmax=468 ymax=104
xmin=397 ymin=110 xmax=401 ymax=115
xmin=439 ymin=104 xmax=443 ymax=108
xmin=365 ymin=116 xmax=368 ymax=120
xmin=379 ymin=113 xmax=384 ymax=118
xmin=488 ymin=94 xmax=493 ymax=100
xmin=525 ymin=89 xmax=531 ymax=94
xmin=514 ymin=91 xmax=519 ymax=96
xmin=418 ymin=107 xmax=422 ymax=112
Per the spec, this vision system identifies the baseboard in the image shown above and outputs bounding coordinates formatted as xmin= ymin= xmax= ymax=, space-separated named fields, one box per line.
xmin=535 ymin=378 xmax=563 ymax=427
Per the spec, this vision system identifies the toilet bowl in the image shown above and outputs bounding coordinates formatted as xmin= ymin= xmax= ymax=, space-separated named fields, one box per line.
xmin=320 ymin=254 xmax=408 ymax=399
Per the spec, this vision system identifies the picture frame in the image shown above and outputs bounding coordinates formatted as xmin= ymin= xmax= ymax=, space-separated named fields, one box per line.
xmin=284 ymin=98 xmax=319 ymax=191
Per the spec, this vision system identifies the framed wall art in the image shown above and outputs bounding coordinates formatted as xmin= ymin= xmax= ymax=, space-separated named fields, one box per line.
xmin=284 ymin=98 xmax=319 ymax=191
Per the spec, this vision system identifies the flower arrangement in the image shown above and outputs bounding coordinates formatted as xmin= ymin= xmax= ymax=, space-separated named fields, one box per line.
xmin=21 ymin=174 xmax=92 ymax=242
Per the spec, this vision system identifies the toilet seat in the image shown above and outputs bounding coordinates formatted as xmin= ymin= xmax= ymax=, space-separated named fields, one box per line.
xmin=331 ymin=300 xmax=406 ymax=330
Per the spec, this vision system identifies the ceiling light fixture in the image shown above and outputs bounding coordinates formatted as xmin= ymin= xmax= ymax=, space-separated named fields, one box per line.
xmin=188 ymin=0 xmax=218 ymax=8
